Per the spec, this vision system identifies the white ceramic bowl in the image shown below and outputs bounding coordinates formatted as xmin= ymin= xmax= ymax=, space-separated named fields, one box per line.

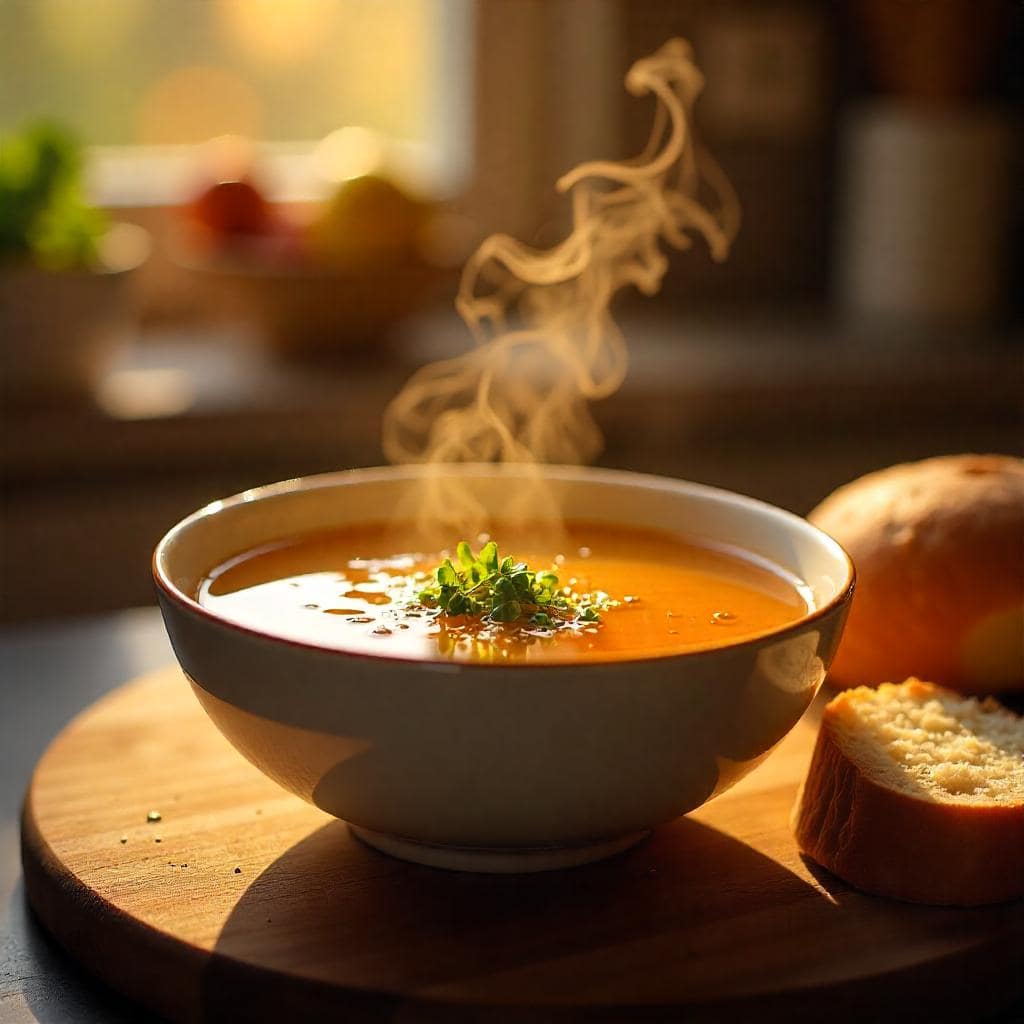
xmin=154 ymin=465 xmax=854 ymax=872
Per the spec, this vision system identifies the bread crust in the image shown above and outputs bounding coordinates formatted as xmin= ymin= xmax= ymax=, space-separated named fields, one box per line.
xmin=809 ymin=454 xmax=1024 ymax=694
xmin=793 ymin=692 xmax=1024 ymax=906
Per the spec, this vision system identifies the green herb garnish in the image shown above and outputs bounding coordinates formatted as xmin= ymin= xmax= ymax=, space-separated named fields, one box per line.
xmin=417 ymin=541 xmax=613 ymax=629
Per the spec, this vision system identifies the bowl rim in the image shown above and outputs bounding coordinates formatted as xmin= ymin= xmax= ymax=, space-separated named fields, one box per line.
xmin=153 ymin=463 xmax=856 ymax=671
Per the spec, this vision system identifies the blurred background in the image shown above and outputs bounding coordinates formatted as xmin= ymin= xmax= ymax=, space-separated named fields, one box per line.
xmin=2 ymin=0 xmax=1021 ymax=621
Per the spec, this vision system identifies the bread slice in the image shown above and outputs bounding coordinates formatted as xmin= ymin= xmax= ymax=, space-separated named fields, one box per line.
xmin=792 ymin=679 xmax=1024 ymax=905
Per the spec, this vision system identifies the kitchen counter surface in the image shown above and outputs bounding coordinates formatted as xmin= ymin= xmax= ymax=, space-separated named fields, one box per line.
xmin=4 ymin=313 xmax=1020 ymax=622
xmin=1 ymin=609 xmax=172 ymax=1023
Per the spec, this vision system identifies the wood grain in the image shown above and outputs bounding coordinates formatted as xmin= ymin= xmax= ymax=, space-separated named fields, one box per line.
xmin=21 ymin=668 xmax=1024 ymax=1023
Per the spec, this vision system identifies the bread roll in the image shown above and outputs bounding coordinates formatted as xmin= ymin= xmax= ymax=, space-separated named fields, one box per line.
xmin=810 ymin=454 xmax=1024 ymax=694
xmin=792 ymin=679 xmax=1024 ymax=905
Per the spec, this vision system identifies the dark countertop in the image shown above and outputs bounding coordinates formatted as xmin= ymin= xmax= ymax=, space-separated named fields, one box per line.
xmin=1 ymin=609 xmax=172 ymax=1023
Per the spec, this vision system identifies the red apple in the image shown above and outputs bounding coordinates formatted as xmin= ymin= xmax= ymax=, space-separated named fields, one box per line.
xmin=185 ymin=179 xmax=274 ymax=237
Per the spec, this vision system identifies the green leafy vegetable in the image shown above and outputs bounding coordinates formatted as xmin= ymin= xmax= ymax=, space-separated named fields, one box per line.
xmin=0 ymin=121 xmax=108 ymax=269
xmin=417 ymin=541 xmax=615 ymax=629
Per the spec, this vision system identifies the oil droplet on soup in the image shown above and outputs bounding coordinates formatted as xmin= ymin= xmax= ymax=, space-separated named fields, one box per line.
xmin=197 ymin=521 xmax=811 ymax=664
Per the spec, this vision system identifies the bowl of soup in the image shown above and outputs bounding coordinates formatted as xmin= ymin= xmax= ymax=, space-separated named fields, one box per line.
xmin=154 ymin=465 xmax=854 ymax=871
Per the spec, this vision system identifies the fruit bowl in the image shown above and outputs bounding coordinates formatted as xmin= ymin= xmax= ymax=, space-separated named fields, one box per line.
xmin=175 ymin=171 xmax=448 ymax=361
xmin=176 ymin=244 xmax=445 ymax=362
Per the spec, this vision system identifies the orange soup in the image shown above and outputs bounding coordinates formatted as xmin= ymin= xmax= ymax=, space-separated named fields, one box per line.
xmin=197 ymin=522 xmax=811 ymax=664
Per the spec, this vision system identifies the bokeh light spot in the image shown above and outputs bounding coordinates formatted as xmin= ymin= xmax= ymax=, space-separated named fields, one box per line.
xmin=135 ymin=65 xmax=262 ymax=146
xmin=313 ymin=127 xmax=385 ymax=184
xmin=216 ymin=0 xmax=336 ymax=65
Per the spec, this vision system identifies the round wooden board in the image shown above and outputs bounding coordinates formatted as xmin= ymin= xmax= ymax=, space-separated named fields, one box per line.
xmin=21 ymin=668 xmax=1024 ymax=1023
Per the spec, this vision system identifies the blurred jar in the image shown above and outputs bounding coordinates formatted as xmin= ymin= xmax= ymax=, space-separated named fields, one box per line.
xmin=836 ymin=0 xmax=1013 ymax=327
xmin=835 ymin=102 xmax=1013 ymax=326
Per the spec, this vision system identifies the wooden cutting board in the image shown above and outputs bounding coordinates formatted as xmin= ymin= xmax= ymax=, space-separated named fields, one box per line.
xmin=21 ymin=667 xmax=1023 ymax=1023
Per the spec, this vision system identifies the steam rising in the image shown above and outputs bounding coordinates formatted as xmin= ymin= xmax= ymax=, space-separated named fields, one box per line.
xmin=382 ymin=39 xmax=739 ymax=530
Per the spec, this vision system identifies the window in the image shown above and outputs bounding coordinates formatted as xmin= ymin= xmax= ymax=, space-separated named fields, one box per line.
xmin=1 ymin=0 xmax=473 ymax=201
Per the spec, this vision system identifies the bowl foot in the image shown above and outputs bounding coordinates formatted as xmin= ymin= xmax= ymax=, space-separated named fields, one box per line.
xmin=349 ymin=825 xmax=650 ymax=873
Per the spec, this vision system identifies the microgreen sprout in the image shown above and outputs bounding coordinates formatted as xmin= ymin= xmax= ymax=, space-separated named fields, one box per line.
xmin=417 ymin=541 xmax=614 ymax=628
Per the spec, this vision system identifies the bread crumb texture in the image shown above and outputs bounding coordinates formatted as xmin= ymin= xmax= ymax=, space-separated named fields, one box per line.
xmin=830 ymin=679 xmax=1023 ymax=806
